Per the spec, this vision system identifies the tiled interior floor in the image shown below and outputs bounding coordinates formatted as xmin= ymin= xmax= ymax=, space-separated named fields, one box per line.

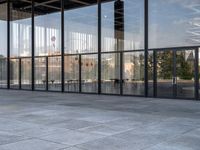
xmin=0 ymin=90 xmax=200 ymax=150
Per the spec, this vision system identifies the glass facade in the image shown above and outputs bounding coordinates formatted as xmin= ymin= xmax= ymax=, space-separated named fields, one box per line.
xmin=0 ymin=0 xmax=200 ymax=100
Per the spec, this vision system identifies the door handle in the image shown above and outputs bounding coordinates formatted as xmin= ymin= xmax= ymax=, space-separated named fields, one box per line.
xmin=175 ymin=77 xmax=177 ymax=84
xmin=172 ymin=77 xmax=177 ymax=85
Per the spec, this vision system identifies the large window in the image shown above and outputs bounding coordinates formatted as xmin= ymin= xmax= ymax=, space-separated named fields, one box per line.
xmin=10 ymin=0 xmax=32 ymax=58
xmin=48 ymin=56 xmax=61 ymax=91
xmin=34 ymin=0 xmax=61 ymax=91
xmin=21 ymin=58 xmax=32 ymax=89
xmin=64 ymin=0 xmax=98 ymax=93
xmin=35 ymin=57 xmax=47 ymax=90
xmin=34 ymin=1 xmax=61 ymax=56
xmin=0 ymin=2 xmax=7 ymax=88
xmin=10 ymin=0 xmax=32 ymax=89
xmin=64 ymin=0 xmax=98 ymax=54
xmin=149 ymin=0 xmax=200 ymax=48
xmin=81 ymin=54 xmax=98 ymax=93
xmin=101 ymin=53 xmax=120 ymax=94
xmin=64 ymin=55 xmax=79 ymax=92
xmin=10 ymin=59 xmax=19 ymax=89
xmin=102 ymin=0 xmax=144 ymax=52
xmin=123 ymin=52 xmax=145 ymax=95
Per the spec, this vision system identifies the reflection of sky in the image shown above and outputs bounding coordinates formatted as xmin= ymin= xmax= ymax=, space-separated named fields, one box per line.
xmin=149 ymin=0 xmax=200 ymax=48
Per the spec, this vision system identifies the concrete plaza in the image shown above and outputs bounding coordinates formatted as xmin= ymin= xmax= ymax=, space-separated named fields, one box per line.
xmin=0 ymin=90 xmax=200 ymax=150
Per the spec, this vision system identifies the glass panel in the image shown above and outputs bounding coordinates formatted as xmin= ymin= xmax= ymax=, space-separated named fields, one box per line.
xmin=21 ymin=58 xmax=32 ymax=89
xmin=176 ymin=50 xmax=195 ymax=98
xmin=64 ymin=55 xmax=79 ymax=92
xmin=48 ymin=56 xmax=61 ymax=91
xmin=0 ymin=2 xmax=7 ymax=88
xmin=149 ymin=0 xmax=200 ymax=48
xmin=157 ymin=51 xmax=173 ymax=98
xmin=199 ymin=48 xmax=200 ymax=99
xmin=148 ymin=51 xmax=154 ymax=96
xmin=101 ymin=53 xmax=120 ymax=94
xmin=35 ymin=57 xmax=46 ymax=90
xmin=10 ymin=0 xmax=32 ymax=57
xmin=10 ymin=59 xmax=19 ymax=89
xmin=81 ymin=54 xmax=98 ymax=93
xmin=64 ymin=0 xmax=98 ymax=54
xmin=0 ymin=58 xmax=7 ymax=88
xmin=35 ymin=0 xmax=61 ymax=56
xmin=102 ymin=0 xmax=144 ymax=52
xmin=123 ymin=52 xmax=145 ymax=95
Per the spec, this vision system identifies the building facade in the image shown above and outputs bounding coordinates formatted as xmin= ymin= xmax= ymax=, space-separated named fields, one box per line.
xmin=0 ymin=0 xmax=200 ymax=100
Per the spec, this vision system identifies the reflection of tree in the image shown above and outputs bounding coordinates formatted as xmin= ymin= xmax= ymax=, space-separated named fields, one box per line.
xmin=176 ymin=52 xmax=193 ymax=80
xmin=148 ymin=53 xmax=153 ymax=80
xmin=157 ymin=51 xmax=173 ymax=79
xmin=157 ymin=51 xmax=193 ymax=80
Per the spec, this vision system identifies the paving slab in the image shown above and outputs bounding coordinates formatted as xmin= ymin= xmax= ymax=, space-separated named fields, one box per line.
xmin=39 ymin=130 xmax=105 ymax=146
xmin=0 ymin=139 xmax=68 ymax=150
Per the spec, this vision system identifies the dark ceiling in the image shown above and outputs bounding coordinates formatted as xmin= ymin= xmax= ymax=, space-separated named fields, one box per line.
xmin=0 ymin=0 xmax=117 ymax=21
xmin=9 ymin=0 xmax=114 ymax=15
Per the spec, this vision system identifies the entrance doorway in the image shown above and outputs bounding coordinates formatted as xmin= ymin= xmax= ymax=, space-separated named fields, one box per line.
xmin=156 ymin=50 xmax=195 ymax=99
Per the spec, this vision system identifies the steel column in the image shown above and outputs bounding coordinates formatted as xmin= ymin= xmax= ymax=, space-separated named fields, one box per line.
xmin=79 ymin=55 xmax=82 ymax=93
xmin=19 ymin=58 xmax=21 ymax=89
xmin=153 ymin=50 xmax=157 ymax=97
xmin=195 ymin=48 xmax=199 ymax=100
xmin=120 ymin=52 xmax=123 ymax=95
xmin=98 ymin=0 xmax=101 ymax=94
xmin=144 ymin=0 xmax=149 ymax=97
xmin=7 ymin=0 xmax=10 ymax=89
xmin=32 ymin=0 xmax=35 ymax=90
xmin=61 ymin=0 xmax=65 ymax=92
xmin=46 ymin=56 xmax=48 ymax=91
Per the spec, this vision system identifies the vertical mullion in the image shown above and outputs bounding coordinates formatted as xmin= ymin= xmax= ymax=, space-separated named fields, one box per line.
xmin=7 ymin=0 xmax=10 ymax=89
xmin=195 ymin=48 xmax=199 ymax=100
xmin=173 ymin=51 xmax=176 ymax=98
xmin=46 ymin=57 xmax=48 ymax=91
xmin=98 ymin=0 xmax=101 ymax=94
xmin=153 ymin=50 xmax=157 ymax=97
xmin=120 ymin=52 xmax=123 ymax=95
xmin=61 ymin=0 xmax=65 ymax=92
xmin=79 ymin=55 xmax=82 ymax=93
xmin=144 ymin=0 xmax=149 ymax=97
xmin=19 ymin=58 xmax=21 ymax=89
xmin=32 ymin=0 xmax=35 ymax=90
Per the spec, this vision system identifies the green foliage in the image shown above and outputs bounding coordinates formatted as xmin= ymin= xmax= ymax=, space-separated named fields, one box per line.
xmin=157 ymin=51 xmax=173 ymax=79
xmin=157 ymin=51 xmax=193 ymax=80
xmin=176 ymin=52 xmax=193 ymax=80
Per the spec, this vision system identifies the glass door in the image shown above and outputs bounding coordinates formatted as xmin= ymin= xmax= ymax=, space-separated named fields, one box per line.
xmin=156 ymin=50 xmax=174 ymax=98
xmin=175 ymin=50 xmax=195 ymax=99
xmin=156 ymin=50 xmax=196 ymax=99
